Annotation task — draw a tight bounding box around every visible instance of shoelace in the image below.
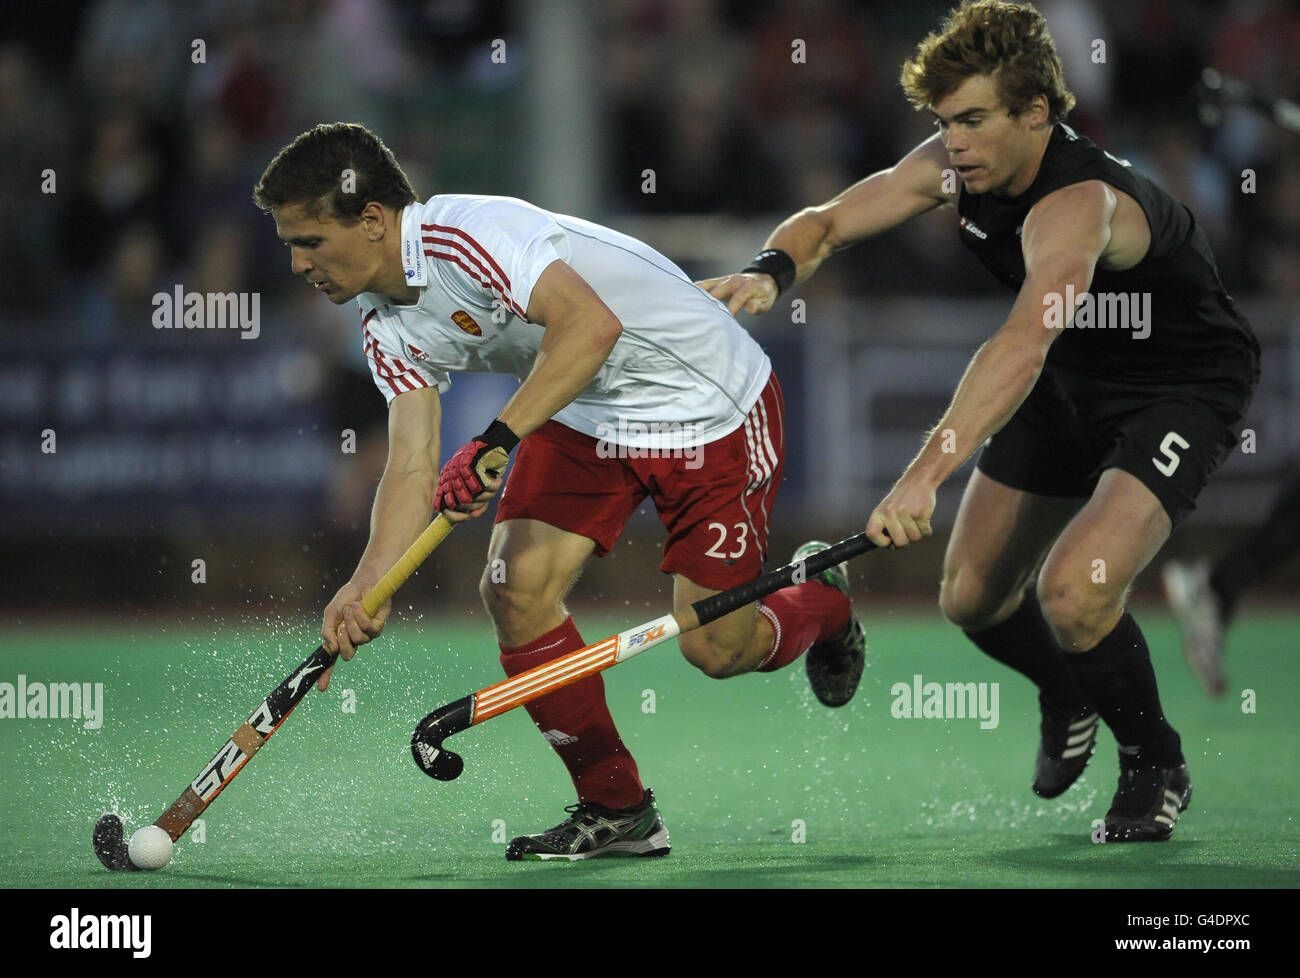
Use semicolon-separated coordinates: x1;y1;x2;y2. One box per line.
558;802;593;824
557;802;622;826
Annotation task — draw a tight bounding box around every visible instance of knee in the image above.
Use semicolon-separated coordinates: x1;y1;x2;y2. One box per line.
479;562;553;637
678;630;745;680
939;566;1016;631
1036;574;1120;651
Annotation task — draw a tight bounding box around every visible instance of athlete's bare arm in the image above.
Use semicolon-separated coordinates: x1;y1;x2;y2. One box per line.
434;260;624;524
494;259;623;439
317;385;442;688
865;180;1117;548
698;134;953;315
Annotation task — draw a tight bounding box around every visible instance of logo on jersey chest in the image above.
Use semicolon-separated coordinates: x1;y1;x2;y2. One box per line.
959;216;988;240
451;310;482;336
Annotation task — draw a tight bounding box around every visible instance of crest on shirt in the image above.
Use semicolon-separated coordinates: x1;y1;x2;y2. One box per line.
451;310;483;336
407;343;428;361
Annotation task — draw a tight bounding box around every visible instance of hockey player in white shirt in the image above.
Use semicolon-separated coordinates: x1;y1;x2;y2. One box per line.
255;122;864;860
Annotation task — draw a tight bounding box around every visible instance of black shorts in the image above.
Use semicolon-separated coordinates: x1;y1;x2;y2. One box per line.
977;363;1255;527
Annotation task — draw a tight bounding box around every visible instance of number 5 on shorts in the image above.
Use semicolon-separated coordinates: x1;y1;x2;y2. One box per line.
1153;431;1190;477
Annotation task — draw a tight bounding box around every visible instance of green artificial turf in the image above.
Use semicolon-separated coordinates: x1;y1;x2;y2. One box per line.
2;609;1296;890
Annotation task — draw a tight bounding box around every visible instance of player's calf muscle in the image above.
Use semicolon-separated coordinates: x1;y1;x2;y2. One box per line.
678;629;748;678
678;609;768;678
679;637;745;678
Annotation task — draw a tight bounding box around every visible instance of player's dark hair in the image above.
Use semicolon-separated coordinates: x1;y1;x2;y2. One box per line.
253;122;417;222
900;0;1075;123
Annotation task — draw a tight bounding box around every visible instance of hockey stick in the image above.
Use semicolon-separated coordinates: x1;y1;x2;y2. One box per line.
91;483;480;871
411;531;877;781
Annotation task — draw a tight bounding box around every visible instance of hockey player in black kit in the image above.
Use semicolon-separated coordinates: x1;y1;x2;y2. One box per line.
701;0;1259;842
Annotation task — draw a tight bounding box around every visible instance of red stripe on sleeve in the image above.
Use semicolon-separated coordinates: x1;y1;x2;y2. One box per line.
364;326;429;396
424;245;527;318
422;223;513;290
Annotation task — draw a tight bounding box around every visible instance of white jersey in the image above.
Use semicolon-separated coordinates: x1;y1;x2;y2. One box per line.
356;194;771;448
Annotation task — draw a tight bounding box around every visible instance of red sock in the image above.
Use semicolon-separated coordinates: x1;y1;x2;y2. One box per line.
756;582;851;672
499;616;645;810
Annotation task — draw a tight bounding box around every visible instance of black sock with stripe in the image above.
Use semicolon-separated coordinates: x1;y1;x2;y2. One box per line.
1065;612;1182;768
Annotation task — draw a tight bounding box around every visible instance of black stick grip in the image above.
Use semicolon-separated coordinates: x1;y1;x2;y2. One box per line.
690;533;876;626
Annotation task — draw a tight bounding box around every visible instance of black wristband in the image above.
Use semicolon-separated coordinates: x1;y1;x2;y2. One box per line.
476;419;520;454
741;248;796;296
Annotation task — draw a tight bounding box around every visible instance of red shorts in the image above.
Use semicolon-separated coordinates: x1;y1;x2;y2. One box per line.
495;372;784;590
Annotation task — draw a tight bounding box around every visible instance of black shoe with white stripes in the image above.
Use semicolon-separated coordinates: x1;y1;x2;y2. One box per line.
1104;760;1193;842
505;789;670;861
1032;695;1098;798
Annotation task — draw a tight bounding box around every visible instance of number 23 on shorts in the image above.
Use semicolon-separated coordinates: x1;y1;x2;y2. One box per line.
705;521;750;559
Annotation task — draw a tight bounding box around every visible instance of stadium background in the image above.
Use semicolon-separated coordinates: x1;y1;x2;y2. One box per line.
4;0;1298;612
0;0;1297;905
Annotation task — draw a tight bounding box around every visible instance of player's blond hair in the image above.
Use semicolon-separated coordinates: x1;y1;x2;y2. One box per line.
900;0;1075;122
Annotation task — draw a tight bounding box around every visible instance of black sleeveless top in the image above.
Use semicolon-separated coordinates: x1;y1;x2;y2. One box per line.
956;124;1259;399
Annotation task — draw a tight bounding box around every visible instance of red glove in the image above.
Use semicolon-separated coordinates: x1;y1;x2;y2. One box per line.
435;420;519;513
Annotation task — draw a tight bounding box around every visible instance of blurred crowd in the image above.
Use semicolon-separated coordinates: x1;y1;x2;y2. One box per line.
2;0;512;351
603;0;1300;300
2;0;1297;344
